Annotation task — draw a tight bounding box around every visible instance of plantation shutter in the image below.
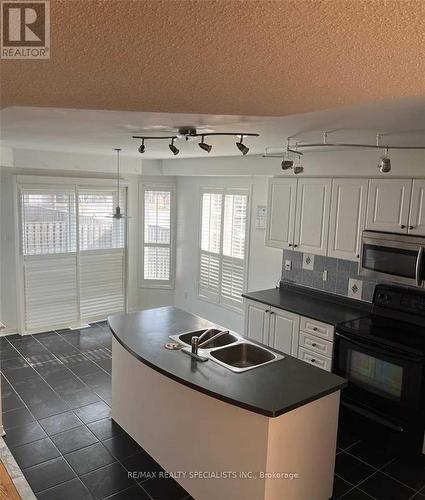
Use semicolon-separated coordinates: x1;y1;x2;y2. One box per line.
141;186;174;287
221;193;248;307
21;188;79;332
199;192;222;302
199;189;248;309
78;188;126;321
20;185;127;333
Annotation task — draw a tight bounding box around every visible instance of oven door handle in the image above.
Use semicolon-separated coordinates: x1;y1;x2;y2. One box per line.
415;246;424;286
335;332;422;362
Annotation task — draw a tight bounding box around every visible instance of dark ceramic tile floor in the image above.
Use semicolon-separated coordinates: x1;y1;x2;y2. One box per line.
2;324;425;499
1;322;192;500
332;415;425;500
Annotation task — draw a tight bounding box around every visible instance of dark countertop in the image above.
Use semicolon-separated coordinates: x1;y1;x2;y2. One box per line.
243;283;371;325
108;306;346;418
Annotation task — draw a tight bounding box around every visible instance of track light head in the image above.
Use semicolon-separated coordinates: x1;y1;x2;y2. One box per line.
169;138;179;156
293;165;304;175
138;140;145;154
236;136;249;155
281;159;294;170
378;147;391;173
199;136;212;153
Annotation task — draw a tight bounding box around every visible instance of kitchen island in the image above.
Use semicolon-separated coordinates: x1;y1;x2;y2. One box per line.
108;306;346;500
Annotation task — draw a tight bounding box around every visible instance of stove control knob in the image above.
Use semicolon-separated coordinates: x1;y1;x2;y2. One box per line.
377;293;384;301
385;295;391;302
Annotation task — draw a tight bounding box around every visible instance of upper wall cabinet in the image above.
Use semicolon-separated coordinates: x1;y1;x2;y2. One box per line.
328;179;368;261
366;179;412;233
265;178;297;249
408;180;425;235
293;178;332;256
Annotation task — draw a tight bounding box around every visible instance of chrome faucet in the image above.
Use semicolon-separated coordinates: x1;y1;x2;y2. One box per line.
191;328;229;355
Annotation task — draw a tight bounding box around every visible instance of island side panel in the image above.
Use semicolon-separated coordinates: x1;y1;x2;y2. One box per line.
112;338;269;500
265;391;340;500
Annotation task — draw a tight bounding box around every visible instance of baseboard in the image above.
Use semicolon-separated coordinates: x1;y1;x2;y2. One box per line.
0;328;19;337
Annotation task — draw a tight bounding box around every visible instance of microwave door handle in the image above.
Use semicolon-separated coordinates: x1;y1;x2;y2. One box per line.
415;247;424;286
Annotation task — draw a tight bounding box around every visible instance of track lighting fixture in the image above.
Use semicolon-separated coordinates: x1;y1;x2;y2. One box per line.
169;138;179;156
132;129;259;156
378;147;391;173
198;136;212;153
236;135;249;155
293;165;304;174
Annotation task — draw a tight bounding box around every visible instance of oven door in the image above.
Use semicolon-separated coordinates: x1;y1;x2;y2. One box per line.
334;332;424;430
359;233;425;286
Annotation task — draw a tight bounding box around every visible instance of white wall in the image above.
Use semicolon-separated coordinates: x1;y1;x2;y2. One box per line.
174;176;281;334
0;171;19;333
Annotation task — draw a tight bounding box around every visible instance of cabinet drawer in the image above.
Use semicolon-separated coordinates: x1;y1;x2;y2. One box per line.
298;347;332;372
299;332;333;358
300;316;334;341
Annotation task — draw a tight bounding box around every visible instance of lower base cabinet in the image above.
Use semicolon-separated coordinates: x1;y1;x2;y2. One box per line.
244;300;334;371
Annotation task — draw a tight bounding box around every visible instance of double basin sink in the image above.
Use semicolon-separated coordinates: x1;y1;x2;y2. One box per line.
169;328;283;373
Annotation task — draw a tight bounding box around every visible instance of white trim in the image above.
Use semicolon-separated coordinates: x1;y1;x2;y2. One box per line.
139;182;176;289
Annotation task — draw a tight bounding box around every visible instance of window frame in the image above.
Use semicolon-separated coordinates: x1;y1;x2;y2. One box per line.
139;182;176;290
198;187;250;312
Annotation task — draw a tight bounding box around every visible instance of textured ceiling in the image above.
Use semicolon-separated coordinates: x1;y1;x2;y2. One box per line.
1;0;425;116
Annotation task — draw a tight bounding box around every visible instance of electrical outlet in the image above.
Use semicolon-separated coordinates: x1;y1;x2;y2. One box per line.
284;260;292;271
322;270;328;282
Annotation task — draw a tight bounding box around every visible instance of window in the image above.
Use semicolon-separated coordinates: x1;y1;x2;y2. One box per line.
140;184;175;288
78;189;125;251
21;189;76;255
199;189;248;309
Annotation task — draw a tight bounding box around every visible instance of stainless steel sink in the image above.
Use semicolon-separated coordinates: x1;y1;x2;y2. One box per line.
209;342;283;373
170;329;239;350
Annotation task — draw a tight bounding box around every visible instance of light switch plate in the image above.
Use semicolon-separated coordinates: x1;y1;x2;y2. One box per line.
284;260;292;271
348;278;363;300
302;253;314;271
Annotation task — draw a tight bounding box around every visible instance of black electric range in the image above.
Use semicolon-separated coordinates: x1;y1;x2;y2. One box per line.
334;284;425;452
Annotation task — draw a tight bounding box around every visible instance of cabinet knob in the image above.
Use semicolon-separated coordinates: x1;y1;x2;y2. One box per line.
288;243;293;247
311;343;317;347
293;244;298;248
400;224;406;229
409;225;414;230
270;311;274;315
313;327;318;331
311;359;316;363
356;254;360;258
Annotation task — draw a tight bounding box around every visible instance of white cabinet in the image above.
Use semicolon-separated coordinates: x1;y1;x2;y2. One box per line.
265;178;297;249
269;307;299;357
328;179;368;261
293;178;332;256
408;180;425;235
244;300;270;344
366;179;412;233
244;300;299;356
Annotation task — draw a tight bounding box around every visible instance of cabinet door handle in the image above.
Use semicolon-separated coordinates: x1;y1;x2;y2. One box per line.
311;343;317;347
313;327;318;331
288;243;293;247
409;225;415;230
311;359;316;363
293;244;298;248
400;224;406;229
270;311;275;315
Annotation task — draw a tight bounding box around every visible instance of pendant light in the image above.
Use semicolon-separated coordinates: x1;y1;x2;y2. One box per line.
109;148;130;219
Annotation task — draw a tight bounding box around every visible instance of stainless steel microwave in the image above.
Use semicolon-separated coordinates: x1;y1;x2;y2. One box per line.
359;231;425;287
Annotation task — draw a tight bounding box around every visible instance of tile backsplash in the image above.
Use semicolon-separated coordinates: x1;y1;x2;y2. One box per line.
281;250;377;302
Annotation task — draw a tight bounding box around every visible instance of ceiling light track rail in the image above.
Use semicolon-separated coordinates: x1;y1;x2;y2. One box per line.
295;143;425;150
132;131;259;156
